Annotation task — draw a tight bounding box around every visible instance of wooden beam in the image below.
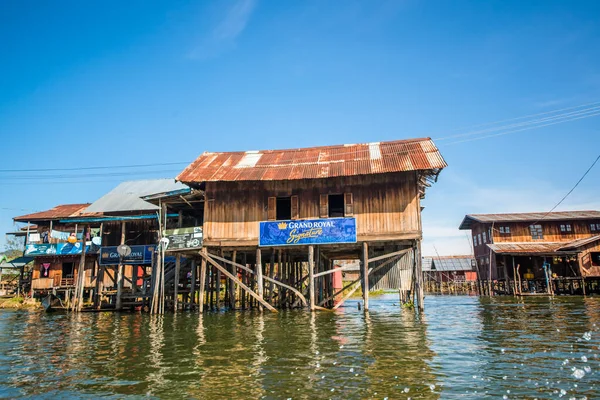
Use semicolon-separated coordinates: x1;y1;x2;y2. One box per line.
190;259;197;308
309;246;315;311
199;252;277;312
328;253;401;308
362;242;369;311
198;250;207;312
256;248;264;311
208;253;307;306
367;248;412;264
116;221;126;310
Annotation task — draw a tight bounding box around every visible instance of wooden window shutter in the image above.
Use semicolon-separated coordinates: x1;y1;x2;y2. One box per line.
291;195;299;220
319;194;328;218
344;193;353;216
267;197;276;221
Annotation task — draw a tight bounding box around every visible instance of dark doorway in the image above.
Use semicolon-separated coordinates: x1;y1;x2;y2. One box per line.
328;194;345;217
276;197;292;220
62;262;74;278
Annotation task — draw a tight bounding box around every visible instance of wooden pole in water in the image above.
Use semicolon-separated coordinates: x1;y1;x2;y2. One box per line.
190;259;197;309
256;248;263;311
198;249;207;312
229;251;237;309
362;242;369;311
116;221;126;311
502;255;511;295
269;249;275;302
73;225;89;312
308;245;315;311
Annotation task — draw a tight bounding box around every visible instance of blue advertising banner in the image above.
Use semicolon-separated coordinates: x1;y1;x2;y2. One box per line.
259;218;357;247
24;243;96;256
99;245;156;265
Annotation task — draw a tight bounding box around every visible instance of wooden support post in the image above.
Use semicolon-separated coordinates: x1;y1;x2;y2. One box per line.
174;255;181;311
73;225;89;312
116;221;126;310
362;242;369;311
416;241;424;311
309;246;315;311
242;253;247;309
256;248;264;310
198;250;207;312
199;251;277;312
189;259;197;309
502;255;511;295
269;249;275;302
229;251;237;309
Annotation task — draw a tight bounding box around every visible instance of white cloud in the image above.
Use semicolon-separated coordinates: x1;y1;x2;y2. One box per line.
188;0;257;60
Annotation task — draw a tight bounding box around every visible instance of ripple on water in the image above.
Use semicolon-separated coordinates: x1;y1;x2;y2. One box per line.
0;295;597;399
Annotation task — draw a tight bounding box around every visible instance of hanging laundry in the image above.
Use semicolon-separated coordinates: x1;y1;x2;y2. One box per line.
51;230;84;241
51;230;70;240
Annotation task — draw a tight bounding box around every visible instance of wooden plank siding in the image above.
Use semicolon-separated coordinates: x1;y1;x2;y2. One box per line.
488;221;600;244
202;172;422;246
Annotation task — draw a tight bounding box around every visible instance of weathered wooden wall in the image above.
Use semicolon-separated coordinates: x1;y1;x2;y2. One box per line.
579;241;600;277
488;221;600;244
203;172;422;246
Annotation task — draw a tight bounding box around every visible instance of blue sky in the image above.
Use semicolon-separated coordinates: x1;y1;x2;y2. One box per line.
1;0;599;255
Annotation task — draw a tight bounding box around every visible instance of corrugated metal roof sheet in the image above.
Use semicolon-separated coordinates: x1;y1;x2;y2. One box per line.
460;211;600;230
422;256;474;271
177;137;446;183
487;242;568;255
85;179;187;214
13;204;90;222
557;235;600;251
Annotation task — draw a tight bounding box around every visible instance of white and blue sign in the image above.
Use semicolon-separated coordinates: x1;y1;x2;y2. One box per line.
259;218;357;247
99;245;155;265
24;243;97;256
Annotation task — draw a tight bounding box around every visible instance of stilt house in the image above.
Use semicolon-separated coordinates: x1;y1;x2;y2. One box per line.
459;211;600;295
168;137;446;311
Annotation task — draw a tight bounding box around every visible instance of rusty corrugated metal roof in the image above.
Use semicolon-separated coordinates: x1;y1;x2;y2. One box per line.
177;137;446;183
486;242;566;255
557;235;600;251
13;203;91;222
459;211;600;230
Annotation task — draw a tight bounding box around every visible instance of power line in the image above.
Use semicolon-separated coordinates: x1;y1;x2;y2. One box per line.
0;161;190;173
442;109;600;145
530;153;600;225
434;100;600;140
0;99;598;174
0;169;182;181
436;104;600;142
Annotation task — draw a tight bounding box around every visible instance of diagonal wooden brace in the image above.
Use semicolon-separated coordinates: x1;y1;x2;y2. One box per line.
199;251;277;312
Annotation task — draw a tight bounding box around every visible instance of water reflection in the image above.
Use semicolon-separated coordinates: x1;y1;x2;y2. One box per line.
0;296;598;399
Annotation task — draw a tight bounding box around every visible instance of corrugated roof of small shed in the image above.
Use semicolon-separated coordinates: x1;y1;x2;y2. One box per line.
14;203;91;222
487;242;567;255
177;137;446;183
422;255;474;271
459;211;600;230
85;179;187;213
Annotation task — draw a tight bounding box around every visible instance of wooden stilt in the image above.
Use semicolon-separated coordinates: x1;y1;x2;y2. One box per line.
198;250;207;312
199;252;277;312
269;249;275;302
229;251;237;309
116;221;126;311
309;246;315;311
256;248;263;311
362;242;369;311
416;241;424;311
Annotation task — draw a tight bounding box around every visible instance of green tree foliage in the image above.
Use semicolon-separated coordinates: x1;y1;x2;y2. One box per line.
2;235;24;260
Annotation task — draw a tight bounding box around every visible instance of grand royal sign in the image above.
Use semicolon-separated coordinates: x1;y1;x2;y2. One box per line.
259;218;357;247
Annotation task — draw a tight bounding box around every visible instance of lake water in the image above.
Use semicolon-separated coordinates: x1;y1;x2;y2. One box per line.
0;295;598;399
